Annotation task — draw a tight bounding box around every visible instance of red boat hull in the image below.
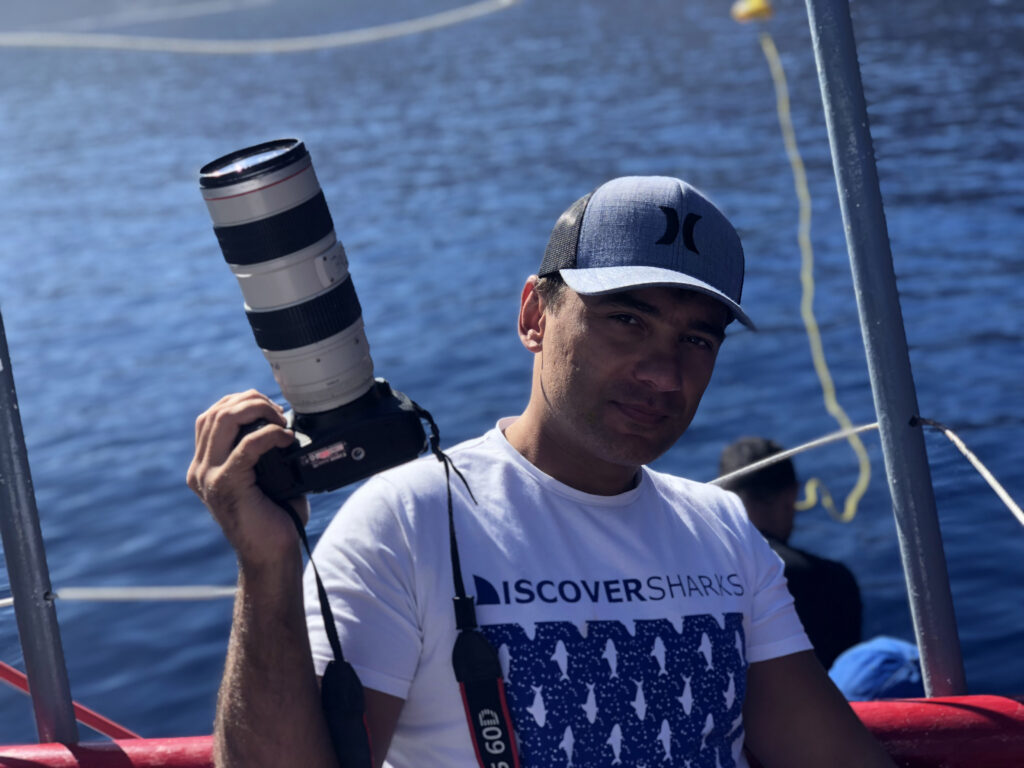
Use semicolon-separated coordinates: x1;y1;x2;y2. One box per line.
0;737;213;768
854;695;1024;767
1;695;1021;767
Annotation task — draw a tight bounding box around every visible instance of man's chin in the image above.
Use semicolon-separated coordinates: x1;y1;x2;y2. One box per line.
600;430;679;468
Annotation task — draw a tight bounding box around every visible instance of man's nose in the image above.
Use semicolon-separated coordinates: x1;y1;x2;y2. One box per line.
634;348;683;392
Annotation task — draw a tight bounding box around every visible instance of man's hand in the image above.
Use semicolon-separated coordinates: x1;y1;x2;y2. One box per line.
187;389;309;567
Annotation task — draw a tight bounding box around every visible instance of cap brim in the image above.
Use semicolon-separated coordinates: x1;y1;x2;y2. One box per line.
560;266;756;330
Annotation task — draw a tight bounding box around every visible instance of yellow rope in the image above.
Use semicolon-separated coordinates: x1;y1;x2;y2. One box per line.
759;31;871;522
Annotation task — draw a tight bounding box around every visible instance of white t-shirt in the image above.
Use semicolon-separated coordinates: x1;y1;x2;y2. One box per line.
305;420;810;768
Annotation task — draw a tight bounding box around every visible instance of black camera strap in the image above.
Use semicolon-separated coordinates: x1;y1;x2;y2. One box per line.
274;498;375;768
412;404;522;768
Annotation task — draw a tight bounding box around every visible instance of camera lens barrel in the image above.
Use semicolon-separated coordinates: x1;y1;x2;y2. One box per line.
199;140;376;413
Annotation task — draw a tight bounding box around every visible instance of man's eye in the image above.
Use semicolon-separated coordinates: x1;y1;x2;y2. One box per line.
686;335;713;349
610;314;638;325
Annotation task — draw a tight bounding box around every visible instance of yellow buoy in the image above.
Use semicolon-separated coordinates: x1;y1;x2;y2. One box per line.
731;0;773;23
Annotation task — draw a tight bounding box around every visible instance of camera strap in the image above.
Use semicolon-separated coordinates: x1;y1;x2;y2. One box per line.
412;404;522;768
274;498;374;768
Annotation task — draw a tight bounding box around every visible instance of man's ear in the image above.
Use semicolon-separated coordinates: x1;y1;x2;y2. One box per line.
518;275;546;354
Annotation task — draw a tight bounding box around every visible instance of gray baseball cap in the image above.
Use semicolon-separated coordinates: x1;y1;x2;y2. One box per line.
538;176;754;328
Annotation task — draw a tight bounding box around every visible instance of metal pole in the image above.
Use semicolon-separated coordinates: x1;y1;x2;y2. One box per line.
803;0;967;695
0;308;79;743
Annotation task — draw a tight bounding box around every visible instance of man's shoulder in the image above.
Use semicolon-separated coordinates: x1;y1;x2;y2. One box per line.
645;467;746;507
643;467;753;530
328;427;505;539
350;426;505;498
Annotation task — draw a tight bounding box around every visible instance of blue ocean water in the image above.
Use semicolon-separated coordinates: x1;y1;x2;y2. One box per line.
0;0;1021;742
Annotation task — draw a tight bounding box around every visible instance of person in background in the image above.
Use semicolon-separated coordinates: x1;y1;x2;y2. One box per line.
719;436;862;669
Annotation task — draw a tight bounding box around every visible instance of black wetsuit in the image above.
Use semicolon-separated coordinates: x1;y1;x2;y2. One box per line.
764;533;862;669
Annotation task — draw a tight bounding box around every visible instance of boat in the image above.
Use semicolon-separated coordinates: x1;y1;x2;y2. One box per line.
2;0;1022;765
1;695;1022;767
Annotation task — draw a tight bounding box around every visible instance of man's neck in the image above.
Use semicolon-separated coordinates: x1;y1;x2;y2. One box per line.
502;412;640;496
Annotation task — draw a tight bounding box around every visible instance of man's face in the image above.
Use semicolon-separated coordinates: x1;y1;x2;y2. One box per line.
536;285;729;471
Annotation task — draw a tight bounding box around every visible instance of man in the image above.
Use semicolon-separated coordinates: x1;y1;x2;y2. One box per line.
719;437;863;668
188;176;895;767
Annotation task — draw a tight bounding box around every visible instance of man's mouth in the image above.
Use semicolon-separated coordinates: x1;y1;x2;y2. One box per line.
611;401;670;426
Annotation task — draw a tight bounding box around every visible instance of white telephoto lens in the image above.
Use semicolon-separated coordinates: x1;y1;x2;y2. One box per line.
199;139;376;413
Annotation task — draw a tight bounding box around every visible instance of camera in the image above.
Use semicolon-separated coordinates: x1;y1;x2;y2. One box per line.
199;139;427;501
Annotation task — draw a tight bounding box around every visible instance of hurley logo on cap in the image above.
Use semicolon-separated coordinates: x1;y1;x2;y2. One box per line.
538;176;754;328
655;206;702;254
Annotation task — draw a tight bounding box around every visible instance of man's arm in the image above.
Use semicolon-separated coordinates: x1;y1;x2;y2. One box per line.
188;390;403;768
216;549;404;767
743;650;896;768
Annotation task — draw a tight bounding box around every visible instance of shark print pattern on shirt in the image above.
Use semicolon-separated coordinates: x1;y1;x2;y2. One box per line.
481;613;748;768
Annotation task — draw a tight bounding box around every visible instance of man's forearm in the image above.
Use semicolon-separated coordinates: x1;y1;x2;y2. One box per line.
744;651;896;768
214;551;337;768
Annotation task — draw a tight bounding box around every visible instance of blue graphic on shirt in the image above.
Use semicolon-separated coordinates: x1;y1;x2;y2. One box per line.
481;614;747;767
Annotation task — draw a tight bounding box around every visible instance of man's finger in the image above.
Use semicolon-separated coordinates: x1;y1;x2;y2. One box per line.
198;393;287;467
230;422;296;470
192;423;294;507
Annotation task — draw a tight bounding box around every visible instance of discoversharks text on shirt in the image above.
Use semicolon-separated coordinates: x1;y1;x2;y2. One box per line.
473;573;745;606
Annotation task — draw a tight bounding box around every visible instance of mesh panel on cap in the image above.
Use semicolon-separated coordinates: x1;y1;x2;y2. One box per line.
538;192;592;276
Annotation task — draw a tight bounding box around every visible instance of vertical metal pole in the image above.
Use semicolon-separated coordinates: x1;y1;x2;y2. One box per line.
0;309;79;743
803;0;967;695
